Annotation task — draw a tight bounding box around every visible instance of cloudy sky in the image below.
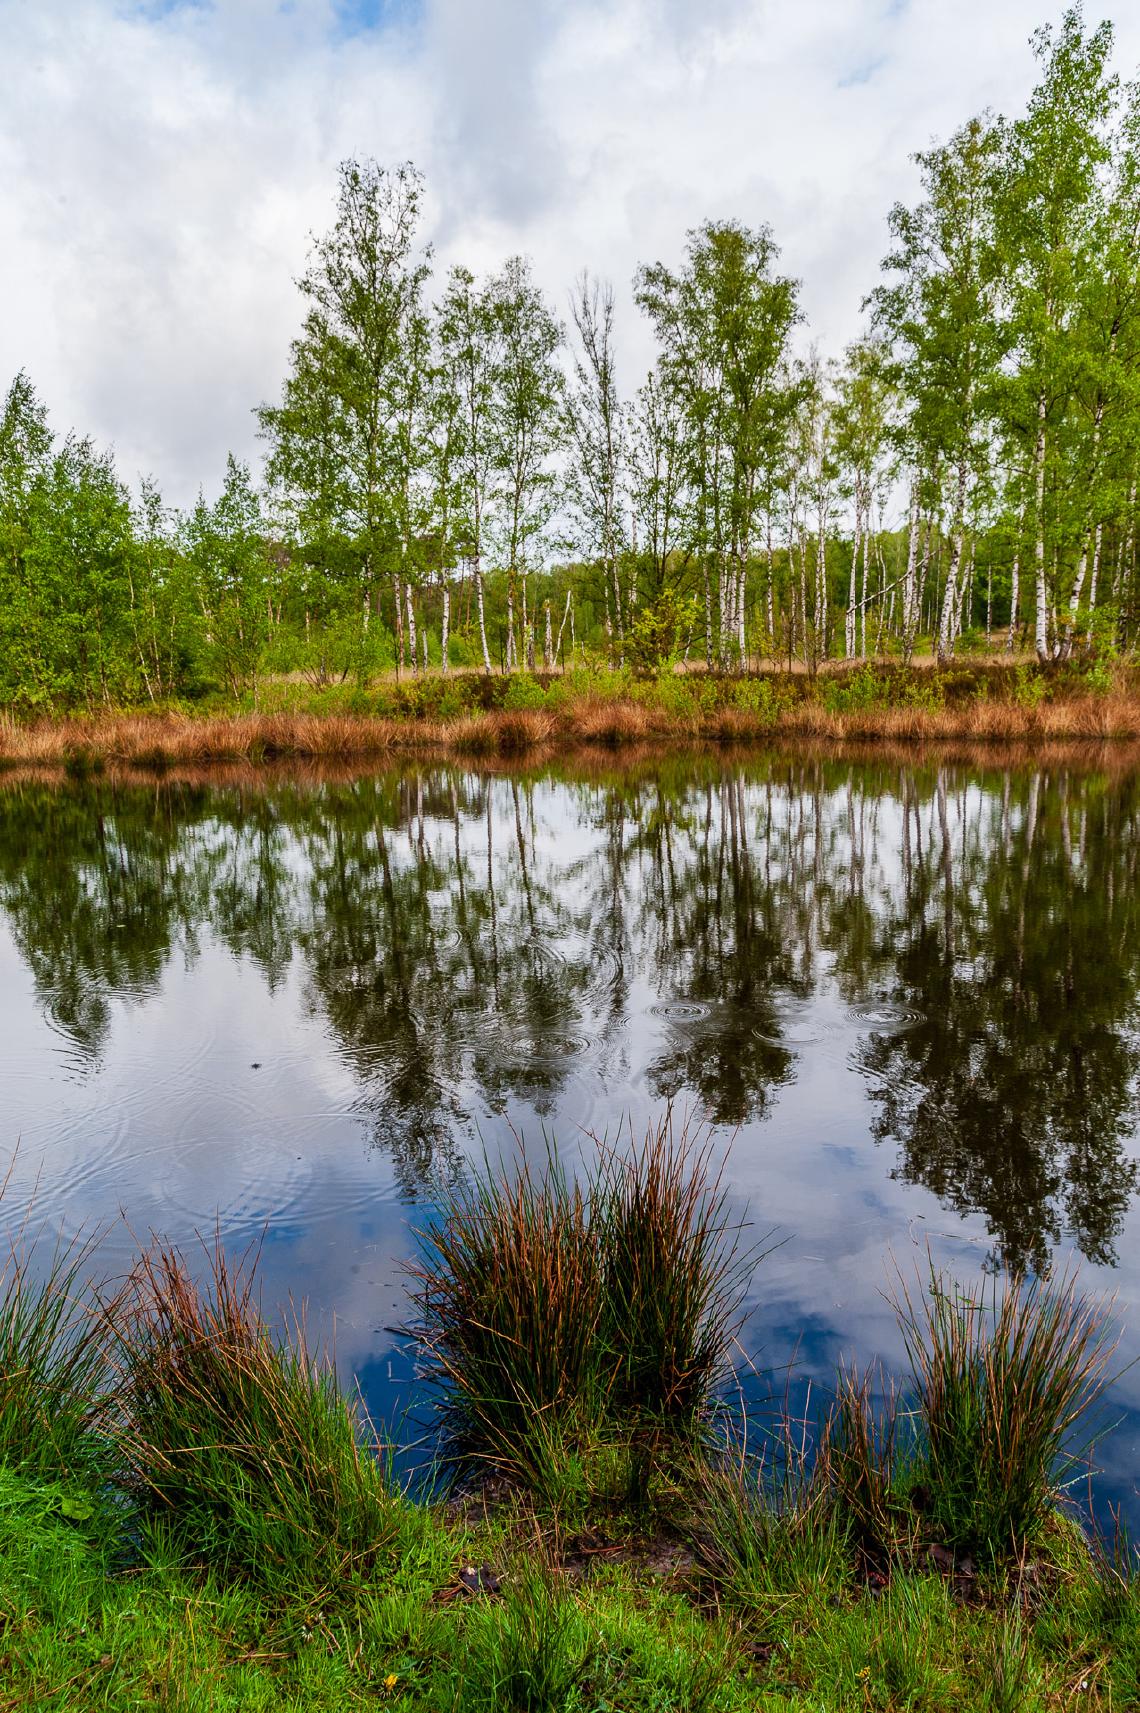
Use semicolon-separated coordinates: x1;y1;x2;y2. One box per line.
3;0;1139;508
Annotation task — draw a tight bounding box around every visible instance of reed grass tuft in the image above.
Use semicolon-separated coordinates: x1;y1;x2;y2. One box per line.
114;1239;401;1594
0;1224;119;1487
896;1265;1117;1564
410;1118;750;1494
824;1362;912;1561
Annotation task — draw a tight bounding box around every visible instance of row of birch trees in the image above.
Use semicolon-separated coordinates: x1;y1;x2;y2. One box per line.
5;6;1140;704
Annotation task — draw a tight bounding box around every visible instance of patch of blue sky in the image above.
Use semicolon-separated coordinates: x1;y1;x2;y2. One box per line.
127;0;209;19
333;0;424;41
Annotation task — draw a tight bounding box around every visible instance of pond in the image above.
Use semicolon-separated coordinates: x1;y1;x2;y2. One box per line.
2;749;1139;1525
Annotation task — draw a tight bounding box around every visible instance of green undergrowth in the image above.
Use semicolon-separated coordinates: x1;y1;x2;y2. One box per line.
2;1463;1138;1712
235;654;1134;722
8;652;1130;733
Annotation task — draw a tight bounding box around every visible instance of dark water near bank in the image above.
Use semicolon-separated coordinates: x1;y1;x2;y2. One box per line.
2;753;1139;1524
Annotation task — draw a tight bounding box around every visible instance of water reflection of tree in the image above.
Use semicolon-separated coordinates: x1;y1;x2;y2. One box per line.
631;776;796;1123
0;783;216;1059
0;761;1138;1263
296;773;593;1189
855;768;1140;1271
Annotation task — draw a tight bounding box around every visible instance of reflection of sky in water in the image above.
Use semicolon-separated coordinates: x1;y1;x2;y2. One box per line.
0;760;1138;1525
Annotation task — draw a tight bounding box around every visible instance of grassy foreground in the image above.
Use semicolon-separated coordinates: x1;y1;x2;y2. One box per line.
4;658;1140;770
2;1127;1138;1711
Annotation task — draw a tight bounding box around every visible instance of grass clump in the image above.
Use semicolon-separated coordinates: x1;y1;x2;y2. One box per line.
410;1150;604;1482
409;1120;748;1502
0;1224;119;1489
455;1563;590;1713
114;1239;402;1596
599;1129;746;1428
688;1454;846;1648
824;1363;913;1563
898;1265;1117;1566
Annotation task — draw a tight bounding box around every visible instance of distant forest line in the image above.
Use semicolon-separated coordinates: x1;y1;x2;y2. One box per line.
3;7;1140;709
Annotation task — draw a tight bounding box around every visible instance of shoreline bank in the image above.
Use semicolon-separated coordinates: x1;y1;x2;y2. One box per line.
5;675;1140;771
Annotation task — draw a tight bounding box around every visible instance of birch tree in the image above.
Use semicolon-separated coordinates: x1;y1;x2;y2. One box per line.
872;117;1005;661
565;272;626;657
258;159;429;654
628;365;692;602
487;256;563;671
997;10;1116;660
438;268;501;672
636;221;800;666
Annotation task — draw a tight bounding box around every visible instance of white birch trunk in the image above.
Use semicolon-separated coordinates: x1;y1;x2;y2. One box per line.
1032;391;1050;662
405;583;418;675
845;507;859;661
473;558;492;675
1089;521;1103;613
901;486;920;662
555;590;573;661
1006;506;1024;655
765;523;775;651
441;585;450;675
860;528;870;659
937;461;969;662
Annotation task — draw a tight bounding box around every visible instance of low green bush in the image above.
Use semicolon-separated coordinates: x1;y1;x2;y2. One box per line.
502;674;549;712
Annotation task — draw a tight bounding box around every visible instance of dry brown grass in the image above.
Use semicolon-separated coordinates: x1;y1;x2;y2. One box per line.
565;696;654;745
5;686;1140;774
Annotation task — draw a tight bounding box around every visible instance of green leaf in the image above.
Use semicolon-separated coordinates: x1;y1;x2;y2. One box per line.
59;1496;95;1522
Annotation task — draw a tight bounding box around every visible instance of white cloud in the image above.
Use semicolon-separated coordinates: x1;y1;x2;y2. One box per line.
2;0;1138;506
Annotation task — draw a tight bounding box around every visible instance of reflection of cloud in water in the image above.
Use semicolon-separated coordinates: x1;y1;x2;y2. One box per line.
0;759;1137;1527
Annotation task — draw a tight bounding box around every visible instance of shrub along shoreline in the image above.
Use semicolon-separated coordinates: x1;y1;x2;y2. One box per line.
1;1123;1137;1711
4;660;1140;772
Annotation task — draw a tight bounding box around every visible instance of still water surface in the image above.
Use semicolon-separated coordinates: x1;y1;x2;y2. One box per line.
2;753;1138;1520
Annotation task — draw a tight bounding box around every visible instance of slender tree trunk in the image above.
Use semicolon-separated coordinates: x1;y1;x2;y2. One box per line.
405;583;418;675
765;521;775;652
860;527;870;659
555;590;573;661
1033;391;1050;662
846;506;860;660
473;558;492;674
736;551;747;663
1066;401;1106;651
1006;503;1025;654
391;571;405;673
814;503;827;658
703;559;713;669
441;584;450;675
1089;520;1103;614
937;460;969;662
611;553;625;660
902;485;920;663
543;599;553;669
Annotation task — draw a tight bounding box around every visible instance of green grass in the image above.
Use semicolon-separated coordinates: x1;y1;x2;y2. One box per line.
2;1462;1137;1712
896;1265;1117;1566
